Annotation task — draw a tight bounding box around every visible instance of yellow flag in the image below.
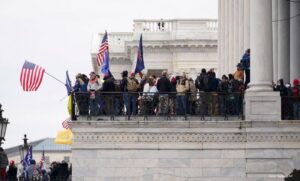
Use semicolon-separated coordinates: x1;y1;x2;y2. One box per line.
55;129;73;145
67;95;72;116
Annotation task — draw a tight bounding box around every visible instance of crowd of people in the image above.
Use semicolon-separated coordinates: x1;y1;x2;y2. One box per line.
0;147;71;181
274;78;300;119
71;49;251;117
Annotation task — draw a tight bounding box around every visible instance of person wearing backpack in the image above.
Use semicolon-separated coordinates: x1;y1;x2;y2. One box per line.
126;72;140;115
195;68;210;92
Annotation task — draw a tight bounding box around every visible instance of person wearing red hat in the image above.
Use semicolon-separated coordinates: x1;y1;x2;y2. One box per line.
292;79;300;119
7;160;17;181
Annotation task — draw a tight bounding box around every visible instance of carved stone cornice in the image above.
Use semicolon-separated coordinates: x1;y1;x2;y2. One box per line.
71;121;300;149
73;132;300;144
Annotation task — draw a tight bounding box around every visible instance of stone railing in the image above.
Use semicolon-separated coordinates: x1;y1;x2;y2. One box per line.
133;19;173;32
70;92;244;121
133;19;218;32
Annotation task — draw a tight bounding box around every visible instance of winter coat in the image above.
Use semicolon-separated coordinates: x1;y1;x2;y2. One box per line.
240;53;250;70
176;78;189;95
101;78;115;92
7;165;18;181
0;151;8;168
87;78;100;91
157;76;171;93
120;77;128;92
73;79;88;92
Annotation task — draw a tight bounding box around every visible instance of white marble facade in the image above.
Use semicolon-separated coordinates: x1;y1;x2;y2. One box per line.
91;19;218;79
70;1;300;181
71;120;300;181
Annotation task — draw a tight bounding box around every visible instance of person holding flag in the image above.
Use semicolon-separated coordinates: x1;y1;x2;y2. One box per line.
134;34;145;77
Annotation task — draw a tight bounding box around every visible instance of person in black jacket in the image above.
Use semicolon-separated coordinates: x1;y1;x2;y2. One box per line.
101;74;116;115
7;160;17;181
157;71;172;114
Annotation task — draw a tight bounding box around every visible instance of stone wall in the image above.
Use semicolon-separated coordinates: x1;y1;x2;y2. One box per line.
71;120;300;181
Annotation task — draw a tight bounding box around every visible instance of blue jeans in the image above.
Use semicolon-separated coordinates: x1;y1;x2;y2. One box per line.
124;93;137;115
293;102;300;119
176;95;187;115
89;98;99;116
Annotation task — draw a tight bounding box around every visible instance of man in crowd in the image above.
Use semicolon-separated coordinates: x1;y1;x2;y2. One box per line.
101;74;116;115
157;70;172;114
87;72;101;116
240;49;250;88
176;72;189;115
7;160;18;181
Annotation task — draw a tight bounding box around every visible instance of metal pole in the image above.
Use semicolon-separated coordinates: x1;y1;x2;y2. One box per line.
45;71;66;86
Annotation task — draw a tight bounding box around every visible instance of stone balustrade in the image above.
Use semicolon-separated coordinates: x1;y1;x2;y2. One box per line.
133;19;218;32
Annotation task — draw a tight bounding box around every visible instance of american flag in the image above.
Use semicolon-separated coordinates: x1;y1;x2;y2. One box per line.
20;61;45;91
96;31;109;66
62;117;71;129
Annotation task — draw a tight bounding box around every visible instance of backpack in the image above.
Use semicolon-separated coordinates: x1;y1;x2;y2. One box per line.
201;75;210;92
127;78;139;92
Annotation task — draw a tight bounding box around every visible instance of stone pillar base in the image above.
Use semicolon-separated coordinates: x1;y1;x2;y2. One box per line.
245;91;281;121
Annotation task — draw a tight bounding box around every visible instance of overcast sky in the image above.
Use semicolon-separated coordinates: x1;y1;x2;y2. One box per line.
0;0;218;149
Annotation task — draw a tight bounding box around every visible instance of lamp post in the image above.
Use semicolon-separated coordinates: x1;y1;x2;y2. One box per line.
0;104;9;146
18;134;29;181
19;134;29;162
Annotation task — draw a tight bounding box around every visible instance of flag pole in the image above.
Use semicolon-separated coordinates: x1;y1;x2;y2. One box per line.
45;71;65;86
138;72;143;79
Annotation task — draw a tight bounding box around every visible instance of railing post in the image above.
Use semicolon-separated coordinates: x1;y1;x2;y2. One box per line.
71;92;76;121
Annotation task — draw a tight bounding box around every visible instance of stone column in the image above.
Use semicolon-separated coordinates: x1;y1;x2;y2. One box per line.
290;2;300;81
239;0;245;57
278;0;290;83
218;0;223;77
272;0;278;82
233;0;239;70
228;0;234;73
245;0;281;121
224;0;229;75
243;0;250;51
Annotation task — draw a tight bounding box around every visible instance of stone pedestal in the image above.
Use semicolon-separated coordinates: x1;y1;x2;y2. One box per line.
245;91;281;121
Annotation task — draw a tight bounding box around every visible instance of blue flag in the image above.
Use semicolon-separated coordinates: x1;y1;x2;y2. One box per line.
23;145;32;180
134;34;145;74
65;71;72;96
101;50;110;75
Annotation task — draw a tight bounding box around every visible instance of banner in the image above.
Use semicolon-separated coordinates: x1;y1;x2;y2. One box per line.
54;129;73;145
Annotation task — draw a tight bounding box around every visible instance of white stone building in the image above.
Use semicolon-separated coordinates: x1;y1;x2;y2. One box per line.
91;19;218;79
70;1;300;181
5;138;71;171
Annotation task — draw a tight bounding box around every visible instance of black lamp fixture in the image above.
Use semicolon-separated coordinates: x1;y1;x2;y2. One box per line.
0;104;9;146
19;134;29;162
